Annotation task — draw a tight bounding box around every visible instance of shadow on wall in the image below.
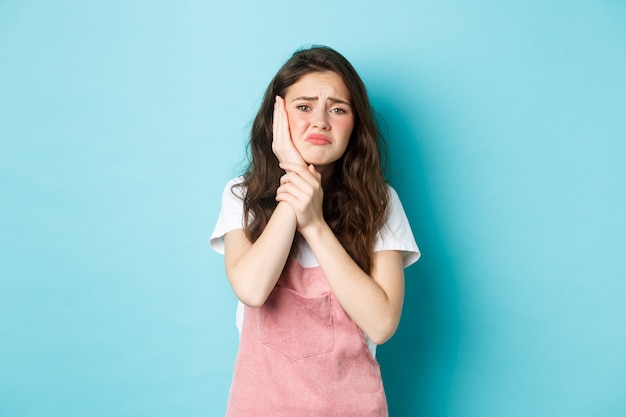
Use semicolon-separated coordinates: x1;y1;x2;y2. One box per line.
371;88;463;417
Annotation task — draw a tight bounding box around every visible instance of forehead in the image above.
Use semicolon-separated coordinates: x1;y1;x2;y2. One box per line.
285;71;351;101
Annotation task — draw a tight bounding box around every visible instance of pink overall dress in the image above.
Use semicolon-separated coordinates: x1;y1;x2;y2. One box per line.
226;260;388;417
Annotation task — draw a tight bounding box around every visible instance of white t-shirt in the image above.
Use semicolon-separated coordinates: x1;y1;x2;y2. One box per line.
210;177;420;357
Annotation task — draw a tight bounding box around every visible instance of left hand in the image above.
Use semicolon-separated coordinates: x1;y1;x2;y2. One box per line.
275;162;325;233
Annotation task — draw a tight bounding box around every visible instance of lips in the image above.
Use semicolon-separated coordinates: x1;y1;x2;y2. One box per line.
305;134;331;145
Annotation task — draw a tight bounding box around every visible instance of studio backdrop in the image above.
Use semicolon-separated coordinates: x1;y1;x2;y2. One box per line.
1;1;625;416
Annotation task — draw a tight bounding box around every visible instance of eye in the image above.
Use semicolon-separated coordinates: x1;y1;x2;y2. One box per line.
330;107;347;114
297;104;311;112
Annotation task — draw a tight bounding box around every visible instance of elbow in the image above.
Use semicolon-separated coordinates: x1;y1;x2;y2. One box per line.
238;294;267;308
232;286;269;308
227;270;271;308
368;330;394;346
229;280;269;308
366;318;400;345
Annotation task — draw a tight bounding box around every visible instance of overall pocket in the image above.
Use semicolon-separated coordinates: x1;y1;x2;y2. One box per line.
261;286;334;360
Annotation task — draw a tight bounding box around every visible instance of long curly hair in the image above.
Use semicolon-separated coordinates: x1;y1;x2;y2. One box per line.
237;45;389;274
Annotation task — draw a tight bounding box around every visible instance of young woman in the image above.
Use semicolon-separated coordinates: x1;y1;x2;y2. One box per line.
211;46;420;417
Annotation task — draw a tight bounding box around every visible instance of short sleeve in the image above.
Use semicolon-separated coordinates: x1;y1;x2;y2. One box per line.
374;186;421;268
210;177;246;254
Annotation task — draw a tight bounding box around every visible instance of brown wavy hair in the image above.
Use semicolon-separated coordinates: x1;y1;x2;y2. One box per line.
237;45;389;273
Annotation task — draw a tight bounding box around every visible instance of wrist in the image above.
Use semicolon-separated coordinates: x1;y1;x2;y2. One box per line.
299;219;329;244
275;201;297;220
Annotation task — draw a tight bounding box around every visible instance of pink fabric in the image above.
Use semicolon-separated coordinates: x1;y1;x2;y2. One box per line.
226;261;388;417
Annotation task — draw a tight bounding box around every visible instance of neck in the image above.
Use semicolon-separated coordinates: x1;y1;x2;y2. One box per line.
315;163;335;188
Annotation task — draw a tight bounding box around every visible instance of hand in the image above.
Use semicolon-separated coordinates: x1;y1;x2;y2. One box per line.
272;96;306;167
275;162;325;234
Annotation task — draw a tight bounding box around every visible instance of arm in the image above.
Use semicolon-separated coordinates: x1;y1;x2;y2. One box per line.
223;96;305;307
276;162;405;344
305;227;405;345
224;202;297;308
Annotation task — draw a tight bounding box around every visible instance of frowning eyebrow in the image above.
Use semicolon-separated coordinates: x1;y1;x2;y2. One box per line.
291;96;352;107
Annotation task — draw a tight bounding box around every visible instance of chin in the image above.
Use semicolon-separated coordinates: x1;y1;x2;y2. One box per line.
304;158;334;168
302;153;341;167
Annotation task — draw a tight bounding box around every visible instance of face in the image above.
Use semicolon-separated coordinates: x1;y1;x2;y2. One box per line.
283;71;354;175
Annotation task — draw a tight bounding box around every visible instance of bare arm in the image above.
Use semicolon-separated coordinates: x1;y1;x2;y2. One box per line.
305;227;405;345
224;202;297;307
224;96;306;307
276;162;405;344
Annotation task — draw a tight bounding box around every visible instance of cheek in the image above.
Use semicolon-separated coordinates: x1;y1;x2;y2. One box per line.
338;118;354;140
286;111;306;133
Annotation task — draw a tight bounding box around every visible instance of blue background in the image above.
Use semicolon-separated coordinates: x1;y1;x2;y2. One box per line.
1;1;625;416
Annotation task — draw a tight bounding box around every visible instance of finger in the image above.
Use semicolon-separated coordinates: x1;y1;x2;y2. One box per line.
276;190;308;216
279;173;294;187
276;95;284;110
280;163;322;186
280;170;316;193
273;97;290;144
275;191;299;210
273;96;287;135
273;96;280;131
279;161;312;174
276;181;309;202
272;99;306;166
307;164;322;181
280;169;311;183
278;171;319;200
276;96;287;128
275;96;283;117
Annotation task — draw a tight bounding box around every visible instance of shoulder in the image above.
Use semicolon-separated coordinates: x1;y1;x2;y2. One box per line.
225;175;245;190
385;184;400;200
211;176;247;254
384;184;404;215
222;176;246;200
375;184;421;266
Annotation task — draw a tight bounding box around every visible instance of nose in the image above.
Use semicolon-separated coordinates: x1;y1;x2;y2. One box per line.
312;108;330;130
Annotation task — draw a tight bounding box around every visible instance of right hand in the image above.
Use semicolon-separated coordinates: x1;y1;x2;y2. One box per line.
272;95;306;167
276;162;325;234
